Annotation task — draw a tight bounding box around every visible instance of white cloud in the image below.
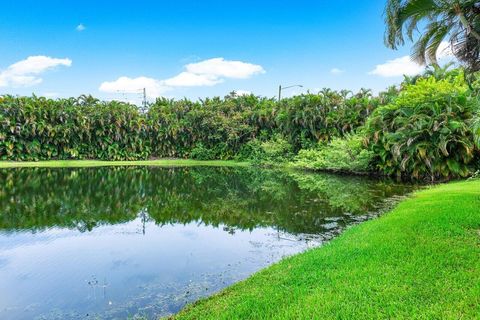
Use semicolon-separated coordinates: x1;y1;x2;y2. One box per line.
164;72;221;87
99;76;169;99
369;42;456;78
163;57;264;87
76;24;86;32
330;68;344;75
0;56;72;87
99;57;265;99
437;41;454;60
368;56;424;77
185;58;265;79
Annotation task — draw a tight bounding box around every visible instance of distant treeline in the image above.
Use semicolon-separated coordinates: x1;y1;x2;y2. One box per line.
1;67;480;181
0;90;376;160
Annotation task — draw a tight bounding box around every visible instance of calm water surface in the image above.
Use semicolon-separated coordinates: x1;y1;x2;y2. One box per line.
0;167;414;319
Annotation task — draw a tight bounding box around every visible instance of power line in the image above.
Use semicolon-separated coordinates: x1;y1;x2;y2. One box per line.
115;87;148;112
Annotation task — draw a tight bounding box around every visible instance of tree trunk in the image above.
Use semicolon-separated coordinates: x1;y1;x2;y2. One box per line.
457;11;480;41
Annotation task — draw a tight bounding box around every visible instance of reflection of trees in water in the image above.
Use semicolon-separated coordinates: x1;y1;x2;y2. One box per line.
0;167;414;234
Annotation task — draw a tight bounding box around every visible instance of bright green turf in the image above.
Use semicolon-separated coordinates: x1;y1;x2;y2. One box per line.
0;159;248;168
174;180;480;319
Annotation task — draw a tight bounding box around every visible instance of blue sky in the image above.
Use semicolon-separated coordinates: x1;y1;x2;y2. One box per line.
0;0;450;102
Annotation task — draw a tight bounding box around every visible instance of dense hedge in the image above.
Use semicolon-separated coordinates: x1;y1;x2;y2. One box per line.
1;70;479;181
0;95;149;160
365;75;479;181
0;91;375;161
276;89;378;149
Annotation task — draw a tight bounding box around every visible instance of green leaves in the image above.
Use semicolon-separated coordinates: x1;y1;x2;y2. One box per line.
1;78;477;183
292;135;374;174
384;0;480;71
0;96;150;161
472;110;480;148
365;75;478;181
0;91;375;163
275;90;378;150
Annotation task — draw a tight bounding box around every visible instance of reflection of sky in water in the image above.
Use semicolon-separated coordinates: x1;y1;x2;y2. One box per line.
0;218;317;319
0;167;415;319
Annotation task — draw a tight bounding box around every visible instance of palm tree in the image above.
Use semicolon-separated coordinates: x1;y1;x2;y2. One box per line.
340;89;353;99
379;85;400;104
423;61;459;78
384;0;480;71
76;94;100;106
355;88;373;99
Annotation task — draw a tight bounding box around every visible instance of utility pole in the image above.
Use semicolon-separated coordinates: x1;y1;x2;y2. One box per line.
278;84;303;101
142;88;147;112
116;88;146;111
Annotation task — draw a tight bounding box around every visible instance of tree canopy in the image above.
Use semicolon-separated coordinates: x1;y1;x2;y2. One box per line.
384;0;480;71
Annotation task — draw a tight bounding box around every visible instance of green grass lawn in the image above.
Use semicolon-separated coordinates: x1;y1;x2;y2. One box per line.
0;159;248;168
174;179;480;319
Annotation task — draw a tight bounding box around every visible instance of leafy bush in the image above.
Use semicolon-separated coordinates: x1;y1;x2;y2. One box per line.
237;136;294;164
365;75;478;181
275;89;378;150
473;110;480;149
470;170;480;180
292;135;374;173
148;95;268;159
1;90;375;162
189;143;217;160
473;111;480;173
3;77;477;183
0;95;150;161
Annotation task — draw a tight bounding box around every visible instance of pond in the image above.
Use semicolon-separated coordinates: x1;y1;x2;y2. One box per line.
0;167;415;319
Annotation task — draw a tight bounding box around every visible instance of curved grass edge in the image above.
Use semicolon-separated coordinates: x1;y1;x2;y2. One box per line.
0;159;249;168
172;179;480;319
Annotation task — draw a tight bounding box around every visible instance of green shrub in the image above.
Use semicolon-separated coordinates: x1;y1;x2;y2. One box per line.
365;75;477;181
473;111;480;172
237;136;294;164
275;90;378;150
5;77;477;183
0;95;150;161
147;95;277;159
190;143;217;160
292;135;374;173
473;110;480;149
0;90;377;162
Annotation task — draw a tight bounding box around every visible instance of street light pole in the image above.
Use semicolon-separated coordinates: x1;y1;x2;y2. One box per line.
278;84;303;101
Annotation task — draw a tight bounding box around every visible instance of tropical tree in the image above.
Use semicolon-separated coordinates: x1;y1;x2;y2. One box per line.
384;0;480;71
423;61;459;78
473;110;480;147
402;62;459;87
365;74;477;181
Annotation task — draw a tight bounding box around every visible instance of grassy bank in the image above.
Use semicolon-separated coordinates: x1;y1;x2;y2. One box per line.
0;159;249;168
174;179;480;319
